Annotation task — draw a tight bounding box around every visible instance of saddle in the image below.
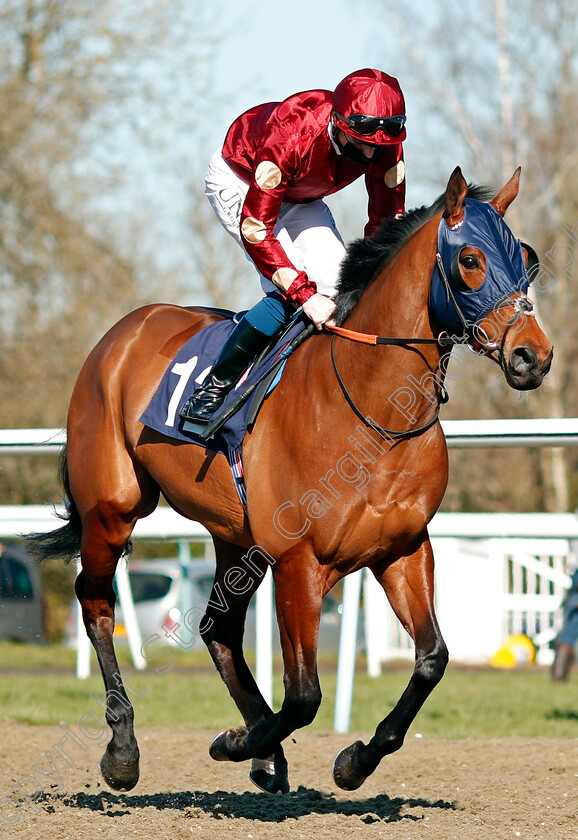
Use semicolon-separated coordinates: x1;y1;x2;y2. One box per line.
140;310;312;452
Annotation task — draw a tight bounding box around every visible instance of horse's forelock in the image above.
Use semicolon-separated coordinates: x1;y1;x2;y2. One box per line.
334;182;494;325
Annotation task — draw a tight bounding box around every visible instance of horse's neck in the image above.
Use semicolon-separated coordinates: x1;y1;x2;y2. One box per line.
346;216;438;339
330;216;446;428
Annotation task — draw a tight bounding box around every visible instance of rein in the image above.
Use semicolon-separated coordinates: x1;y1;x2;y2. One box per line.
328;333;447;441
325;323;451;347
327;254;533;353
325;263;534;442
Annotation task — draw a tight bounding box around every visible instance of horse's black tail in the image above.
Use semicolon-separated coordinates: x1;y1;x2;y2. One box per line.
24;446;83;564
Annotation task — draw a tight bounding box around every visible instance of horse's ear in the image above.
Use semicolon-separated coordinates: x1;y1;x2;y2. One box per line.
444;166;468;229
491;167;521;217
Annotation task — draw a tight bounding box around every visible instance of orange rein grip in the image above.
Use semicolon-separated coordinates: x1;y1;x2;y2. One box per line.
324;324;379;345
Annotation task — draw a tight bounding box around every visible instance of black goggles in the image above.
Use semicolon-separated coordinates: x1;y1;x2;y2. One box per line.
335;112;406;137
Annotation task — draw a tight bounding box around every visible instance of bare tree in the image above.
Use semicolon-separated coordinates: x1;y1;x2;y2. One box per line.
0;0;223;502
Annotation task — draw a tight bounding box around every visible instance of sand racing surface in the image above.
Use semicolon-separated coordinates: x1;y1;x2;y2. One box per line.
0;723;576;840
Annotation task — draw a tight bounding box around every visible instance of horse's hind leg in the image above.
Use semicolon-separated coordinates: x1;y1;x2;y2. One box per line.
75;508;144;791
333;535;449;791
201;538;289;794
69;436;160;791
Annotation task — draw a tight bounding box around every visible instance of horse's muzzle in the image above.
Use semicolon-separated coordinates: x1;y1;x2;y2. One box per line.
505;346;553;390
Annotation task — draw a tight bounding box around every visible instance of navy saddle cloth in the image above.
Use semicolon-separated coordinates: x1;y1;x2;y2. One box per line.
140;313;308;452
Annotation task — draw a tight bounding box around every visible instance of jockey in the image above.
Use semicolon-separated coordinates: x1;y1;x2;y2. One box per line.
180;68;407;426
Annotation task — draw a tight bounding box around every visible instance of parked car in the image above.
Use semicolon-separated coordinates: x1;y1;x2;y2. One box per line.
67;558;351;653
0;542;46;644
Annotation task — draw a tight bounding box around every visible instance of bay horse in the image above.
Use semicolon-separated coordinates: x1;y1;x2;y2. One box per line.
28;167;552;796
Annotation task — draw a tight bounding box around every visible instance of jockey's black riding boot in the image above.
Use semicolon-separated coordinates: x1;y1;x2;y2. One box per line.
179;318;271;424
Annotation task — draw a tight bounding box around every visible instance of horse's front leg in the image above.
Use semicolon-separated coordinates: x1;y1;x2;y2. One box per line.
240;542;324;760
333;534;448;790
203;539;289;794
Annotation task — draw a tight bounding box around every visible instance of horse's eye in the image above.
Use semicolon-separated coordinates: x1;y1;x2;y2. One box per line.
461;255;479;269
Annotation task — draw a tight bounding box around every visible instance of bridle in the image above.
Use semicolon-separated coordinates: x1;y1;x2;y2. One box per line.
325;251;535;442
432;251;535;366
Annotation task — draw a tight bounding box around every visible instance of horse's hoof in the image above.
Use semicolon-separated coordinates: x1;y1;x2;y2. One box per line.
209;727;249;763
332;741;368;791
100;749;140;791
249;758;290;795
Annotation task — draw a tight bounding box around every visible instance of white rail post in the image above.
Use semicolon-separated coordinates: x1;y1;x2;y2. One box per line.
255;567;273;708
177;540;194;620
76;559;92;679
115;559;146;670
333;568;363;733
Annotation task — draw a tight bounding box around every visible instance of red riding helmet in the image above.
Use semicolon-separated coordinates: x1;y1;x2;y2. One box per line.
332;68;406;145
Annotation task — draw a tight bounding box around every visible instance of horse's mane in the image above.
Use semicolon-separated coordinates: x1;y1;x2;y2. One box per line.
334;183;495;324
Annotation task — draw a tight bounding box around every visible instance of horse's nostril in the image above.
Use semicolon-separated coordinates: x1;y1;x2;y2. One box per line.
511;346;537;373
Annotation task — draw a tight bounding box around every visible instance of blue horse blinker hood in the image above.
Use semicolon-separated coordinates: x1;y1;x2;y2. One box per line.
429;199;531;334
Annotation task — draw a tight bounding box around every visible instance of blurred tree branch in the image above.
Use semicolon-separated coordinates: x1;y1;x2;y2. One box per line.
0;0;227;502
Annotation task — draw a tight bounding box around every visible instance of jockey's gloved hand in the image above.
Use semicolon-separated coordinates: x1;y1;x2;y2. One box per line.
302;293;337;330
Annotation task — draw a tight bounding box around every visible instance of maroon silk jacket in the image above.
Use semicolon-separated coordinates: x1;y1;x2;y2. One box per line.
221;88;405;304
